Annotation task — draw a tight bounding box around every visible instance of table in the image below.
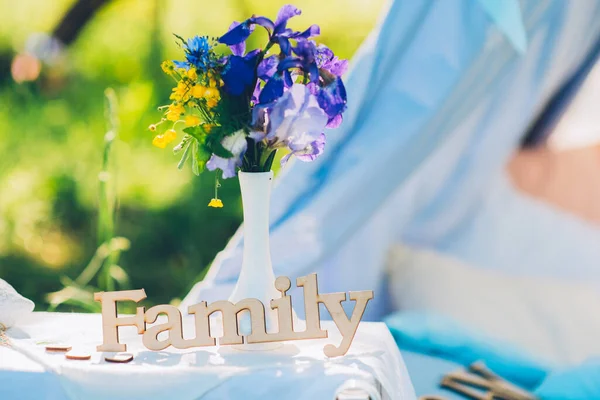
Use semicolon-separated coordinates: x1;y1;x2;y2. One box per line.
0;313;415;400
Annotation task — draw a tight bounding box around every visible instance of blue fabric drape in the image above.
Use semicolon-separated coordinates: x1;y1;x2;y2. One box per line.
182;0;600;320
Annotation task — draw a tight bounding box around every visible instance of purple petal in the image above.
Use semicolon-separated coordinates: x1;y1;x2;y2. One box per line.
274;5;301;32
259;73;284;104
252;81;262;103
308;63;319;83
228;21;251;56
222;49;261;95
317;77;347;120
219;21;253;45
280;152;293;166
295;133;326;162
294;24;320;39
326;113;343;128
278;57;303;71
257;55;278;80
283;70;294;87
251;16;275;33
206;131;247;178
327;58;348;76
278;36;292;55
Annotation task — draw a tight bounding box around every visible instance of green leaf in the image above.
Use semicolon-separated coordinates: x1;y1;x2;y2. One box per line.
196;141;211;162
191;140;200;176
206;134;233;158
263;149;277;172
183;126;206;141
177;141;192;170
173;33;186;46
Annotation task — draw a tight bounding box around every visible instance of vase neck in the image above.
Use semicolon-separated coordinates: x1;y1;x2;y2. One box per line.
239;171;274;276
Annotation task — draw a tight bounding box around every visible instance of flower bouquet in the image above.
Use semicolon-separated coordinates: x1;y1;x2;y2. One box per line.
150;4;348;341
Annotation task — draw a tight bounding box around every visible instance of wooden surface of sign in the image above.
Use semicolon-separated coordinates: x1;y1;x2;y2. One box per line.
95;273;373;357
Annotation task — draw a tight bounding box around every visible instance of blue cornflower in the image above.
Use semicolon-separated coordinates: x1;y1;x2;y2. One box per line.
182;35;215;71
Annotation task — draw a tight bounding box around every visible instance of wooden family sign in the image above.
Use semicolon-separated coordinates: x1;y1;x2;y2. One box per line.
95;273;373;357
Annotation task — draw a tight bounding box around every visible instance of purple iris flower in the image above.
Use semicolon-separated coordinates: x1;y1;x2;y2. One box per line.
227;21;252;56
315;44;348;77
206;130;248;178
281;132;325;164
258;70;293;104
257;55;278;80
218;5;319;56
317;77;347;128
265;84;328;165
278;40;319;82
221;49;261;96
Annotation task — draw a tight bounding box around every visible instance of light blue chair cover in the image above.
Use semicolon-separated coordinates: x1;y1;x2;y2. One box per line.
182;0;600;320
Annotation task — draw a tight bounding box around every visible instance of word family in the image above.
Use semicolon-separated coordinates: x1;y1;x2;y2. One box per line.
95;273;373;357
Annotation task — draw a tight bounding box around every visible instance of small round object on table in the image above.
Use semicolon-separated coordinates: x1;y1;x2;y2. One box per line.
45;345;72;352
65;351;91;360
105;353;134;363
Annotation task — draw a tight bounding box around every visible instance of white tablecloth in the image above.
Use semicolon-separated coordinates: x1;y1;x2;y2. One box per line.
0;313;415;400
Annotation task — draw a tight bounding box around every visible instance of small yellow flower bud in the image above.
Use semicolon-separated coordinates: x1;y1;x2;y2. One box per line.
202;124;214;133
166;103;184;121
152;135;167;149
187;68;198;81
204;87;220;99
185;115;201;127
164;129;177;143
148;124;157;131
209;78;217;88
206;98;219;108
208;198;223;208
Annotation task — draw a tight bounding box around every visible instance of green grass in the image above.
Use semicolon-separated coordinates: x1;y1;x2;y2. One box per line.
0;0;383;311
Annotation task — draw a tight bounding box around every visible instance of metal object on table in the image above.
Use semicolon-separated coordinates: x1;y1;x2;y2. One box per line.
438;362;537;400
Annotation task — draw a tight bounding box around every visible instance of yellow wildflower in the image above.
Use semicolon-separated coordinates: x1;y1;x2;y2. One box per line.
187;68;198;81
206;98;219;108
192;84;207;98
166;103;184;121
161;60;175;74
202;124;214;133
152;135;167;149
209;78;217;88
208;198;223;208
164;129;177;143
204;87;220;99
170;80;191;102
185;115;201;127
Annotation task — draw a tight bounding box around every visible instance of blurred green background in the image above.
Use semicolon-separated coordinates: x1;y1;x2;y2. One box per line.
0;0;383;311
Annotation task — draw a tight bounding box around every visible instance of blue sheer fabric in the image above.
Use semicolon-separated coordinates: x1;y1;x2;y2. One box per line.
182;0;600;320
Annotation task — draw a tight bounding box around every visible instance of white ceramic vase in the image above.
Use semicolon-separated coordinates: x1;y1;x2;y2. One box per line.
228;171;282;341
